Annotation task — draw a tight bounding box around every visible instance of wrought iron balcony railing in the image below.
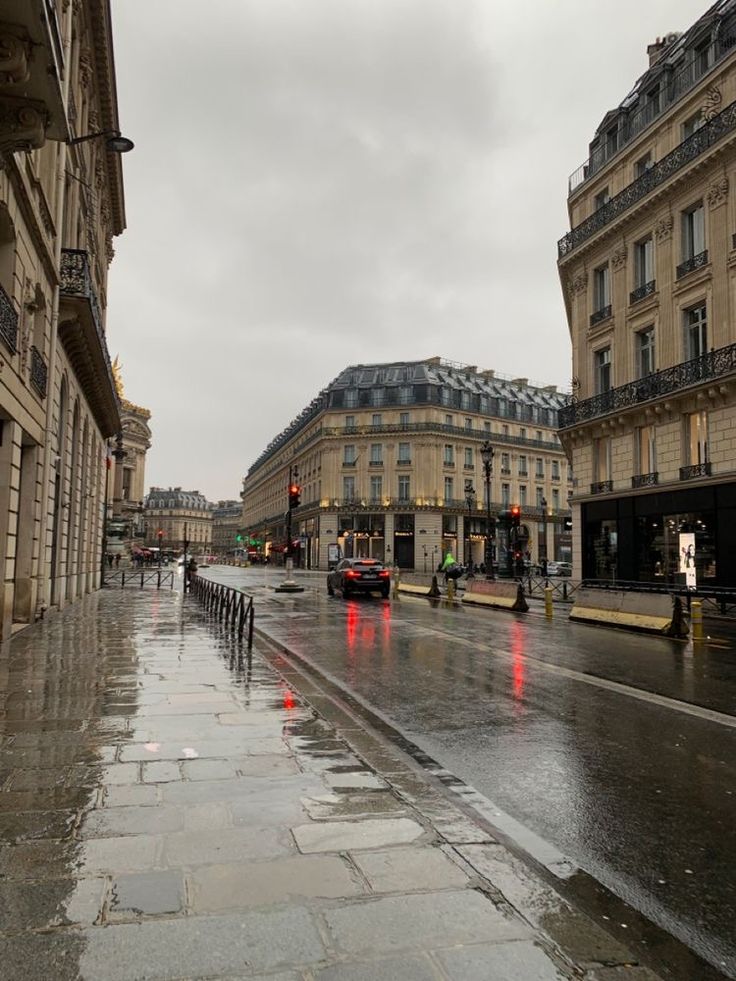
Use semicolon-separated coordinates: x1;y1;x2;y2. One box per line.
680;462;712;480
59;249;117;389
559;340;736;429
559;98;736;258
0;283;18;354
676;249;709;279
632;472;658;489
590;305;612;327
30;345;48;398
630;280;656;305
591;480;613;494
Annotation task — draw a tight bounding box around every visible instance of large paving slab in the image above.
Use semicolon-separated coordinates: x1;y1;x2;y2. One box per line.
292;817;426;853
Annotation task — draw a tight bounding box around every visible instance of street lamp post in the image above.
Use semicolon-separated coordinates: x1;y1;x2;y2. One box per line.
540;497;548;576
464;479;475;569
480;441;495;580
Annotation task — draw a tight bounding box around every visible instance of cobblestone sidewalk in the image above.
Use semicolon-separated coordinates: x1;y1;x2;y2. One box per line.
0;589;660;980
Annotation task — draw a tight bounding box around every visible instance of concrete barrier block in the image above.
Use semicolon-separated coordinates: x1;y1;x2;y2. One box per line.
570;588;687;637
462;580;529;613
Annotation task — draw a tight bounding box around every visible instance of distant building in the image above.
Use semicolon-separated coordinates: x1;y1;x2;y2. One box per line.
212;500;243;555
558;2;736;585
242;357;572;571
144;488;212;552
107;359;152;555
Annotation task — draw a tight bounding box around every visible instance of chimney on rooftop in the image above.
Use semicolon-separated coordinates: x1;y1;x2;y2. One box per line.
647;32;681;67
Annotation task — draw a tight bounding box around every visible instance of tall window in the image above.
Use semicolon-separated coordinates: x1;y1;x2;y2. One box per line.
345;389;358;408
552;489;560;510
464;417;472;430
684;304;707;359
594;437;611;482
636;425;656;475
502;483;510;506
399;385;413;404
343;476;355;500
444;476;454;501
519;455;527;475
370;475;382;501
370;443;382;464
484;421;491;433
634;237;653;287
637;327;656;377
595;347;612;393
371;413;382;427
371;387;384;406
535;486;545;506
686;410;708;465
345;415;355;429
552;460;560;480
535;457;544;478
444;444;454;465
501;452;510;473
464;447;474;468
399;412;410;427
635;151;653;177
460;391;470;409
594;187;610;211
519;485;527;506
445;414;453;426
682;203;705;260
441;388;451;405
344;444;356;465
398;442;411;463
593;264;610;312
398;475;410;501
683;111;705;139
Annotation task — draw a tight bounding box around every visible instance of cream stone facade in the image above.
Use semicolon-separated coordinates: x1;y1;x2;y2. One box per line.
144;488;213;553
242;358;571;572
558;2;736;586
107;361;152;556
211;501;243;555
0;0;127;639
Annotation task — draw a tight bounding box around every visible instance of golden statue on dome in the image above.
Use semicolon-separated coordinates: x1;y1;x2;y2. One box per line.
111;355;125;398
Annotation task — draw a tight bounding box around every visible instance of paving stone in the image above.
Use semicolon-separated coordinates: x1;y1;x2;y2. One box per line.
108;871;185;920
437;939;566;980
163;826;292;867
236;754;300;776
314;954;441;980
0;839;82;880
230;792;308;828
323;890;531;955
181;758;240;781
190;854;362;911
99;763;141;786
324;770;388;790
350;846;469;893
586;969;663;981
0;809;78;841
182;801;233;831
79;834;160;874
301;791;409;822
0;930;87;981
103;784;159;808
293;817;425;853
79;804;184;838
141;761;182;784
0;877;104;931
0;787;91;812
161;773;325;805
77;908;325;979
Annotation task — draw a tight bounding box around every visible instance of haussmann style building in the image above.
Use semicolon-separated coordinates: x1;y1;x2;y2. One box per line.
0;0;128;639
241;358;572;572
558;0;736;588
143;488;213;554
211;500;243;555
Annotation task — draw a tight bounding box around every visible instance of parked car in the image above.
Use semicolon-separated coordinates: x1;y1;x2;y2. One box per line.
546;561;572;577
327;558;391;599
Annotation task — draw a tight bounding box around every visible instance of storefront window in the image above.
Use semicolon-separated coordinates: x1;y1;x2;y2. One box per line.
638;511;715;584
585;519;618;580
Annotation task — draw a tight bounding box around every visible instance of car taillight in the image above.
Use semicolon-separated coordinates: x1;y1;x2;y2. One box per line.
379;570;390;577
345;570;360;578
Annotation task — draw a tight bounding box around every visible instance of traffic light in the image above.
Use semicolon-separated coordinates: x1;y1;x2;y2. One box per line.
510;505;521;528
157;529;163;542
236;534;243;542
288;482;301;509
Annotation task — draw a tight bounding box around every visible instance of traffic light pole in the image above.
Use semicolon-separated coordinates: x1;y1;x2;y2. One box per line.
275;464;304;593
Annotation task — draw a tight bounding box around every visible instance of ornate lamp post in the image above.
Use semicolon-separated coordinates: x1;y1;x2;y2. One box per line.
464;479;475;568
540;496;548;575
480;441;495;580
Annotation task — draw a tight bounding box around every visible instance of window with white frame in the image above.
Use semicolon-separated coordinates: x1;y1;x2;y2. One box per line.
519;455;527;475
344;444;356;465
464;417;472;430
398;475;410;501
683;111;705;139
370;443;382;464
535;486;545;506
444;476;454;501
519;485;527;505
685;410;708;466
637;327;656;377
682;202;705;260
371;413;382;427
535;457;544;478
399;412;410;427
398;385;412;404
343;476;355;500
345;389;358;408
593;264;610;312
594;437;612;482
552;489;560;510
684;304;707;359
345;415;355;429
464;447;474;468
444;444;454;465
595;347;612;393
501;452;510;473
634;237;653;287
502;483;510;506
636;425;656;475
398;442;411;463
552;459;560;480
370;475;382;501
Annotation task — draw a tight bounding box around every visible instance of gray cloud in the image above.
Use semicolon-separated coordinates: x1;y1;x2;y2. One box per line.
108;0;707;499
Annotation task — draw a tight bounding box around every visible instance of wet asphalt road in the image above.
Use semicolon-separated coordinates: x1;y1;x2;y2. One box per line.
206;565;736;978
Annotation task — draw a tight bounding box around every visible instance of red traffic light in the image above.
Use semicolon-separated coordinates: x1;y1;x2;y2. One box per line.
510;505;521;517
157;529;164;539
288;483;301;508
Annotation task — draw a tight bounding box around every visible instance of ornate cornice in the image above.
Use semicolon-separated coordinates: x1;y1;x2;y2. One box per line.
654;215;674;242
707;175;729;209
611;244;628;270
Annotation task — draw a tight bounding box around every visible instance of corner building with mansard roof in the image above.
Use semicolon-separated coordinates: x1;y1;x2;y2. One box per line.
558;1;736;586
241;358;571;572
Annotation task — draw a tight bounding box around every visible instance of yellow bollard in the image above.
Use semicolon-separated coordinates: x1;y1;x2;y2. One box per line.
691;599;703;643
544;585;553;619
447;578;455;604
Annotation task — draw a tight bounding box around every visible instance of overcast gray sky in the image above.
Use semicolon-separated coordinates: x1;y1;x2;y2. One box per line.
108;0;707;501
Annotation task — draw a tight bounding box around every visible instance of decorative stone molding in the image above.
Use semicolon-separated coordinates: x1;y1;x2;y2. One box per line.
654;215;674;242
0;27;31;85
707;176;729;209
703;84;722;121
0;98;45;156
567;271;588;298
79;50;93;89
611;244;628;270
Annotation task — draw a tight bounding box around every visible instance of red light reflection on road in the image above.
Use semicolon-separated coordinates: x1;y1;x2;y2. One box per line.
282;689;296;710
382;602;391;644
346;604;359;650
511;621;526;701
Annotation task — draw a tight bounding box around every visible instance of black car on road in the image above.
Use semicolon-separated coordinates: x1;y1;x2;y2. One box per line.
327;558;391;598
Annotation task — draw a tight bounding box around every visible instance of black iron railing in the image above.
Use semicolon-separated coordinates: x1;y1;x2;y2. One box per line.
630;280;656;304
30;345;48;397
632;472;659;488
590;305;612;327
680;462;712;480
104;569;175;589
590;480;613;494
559;340;736;428
189;575;254;649
676;249;709;279
0;282;18;354
559;98;736;257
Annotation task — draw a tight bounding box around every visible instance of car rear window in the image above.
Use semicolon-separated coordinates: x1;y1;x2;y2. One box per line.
354;561;378;568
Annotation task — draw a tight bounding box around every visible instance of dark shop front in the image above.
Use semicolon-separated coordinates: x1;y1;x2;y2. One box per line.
582;483;736;587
